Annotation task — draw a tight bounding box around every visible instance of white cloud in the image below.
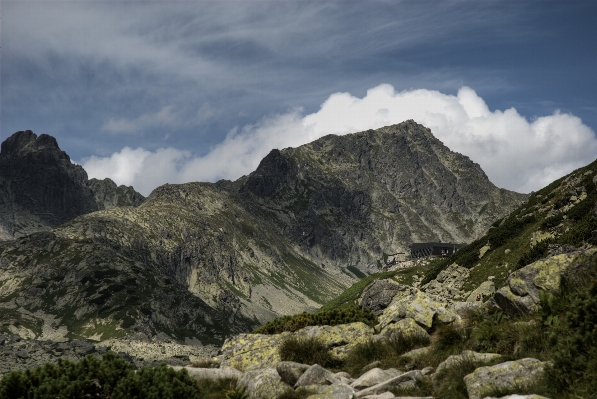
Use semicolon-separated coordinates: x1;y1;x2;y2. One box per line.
83;85;597;196
101;105;178;134
83;147;191;195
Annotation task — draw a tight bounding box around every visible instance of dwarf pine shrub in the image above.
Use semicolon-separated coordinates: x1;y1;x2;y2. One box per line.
0;352;202;399
253;304;377;334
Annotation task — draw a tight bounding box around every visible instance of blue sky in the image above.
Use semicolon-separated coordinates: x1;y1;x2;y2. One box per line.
3;1;597;195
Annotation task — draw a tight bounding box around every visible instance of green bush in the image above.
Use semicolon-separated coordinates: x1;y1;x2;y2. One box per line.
0;352;202;399
0;352;133;399
278;336;334;367
253;304;377;334
111;364;200;399
540;213;564;229
546;278;597;396
517;239;552;269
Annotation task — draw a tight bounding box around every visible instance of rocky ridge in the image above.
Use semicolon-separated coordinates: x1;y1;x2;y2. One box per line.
0;130;144;240
0;122;525;344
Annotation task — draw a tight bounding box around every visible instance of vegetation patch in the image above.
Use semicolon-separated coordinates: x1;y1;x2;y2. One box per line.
279;336;335;367
253;304;376;334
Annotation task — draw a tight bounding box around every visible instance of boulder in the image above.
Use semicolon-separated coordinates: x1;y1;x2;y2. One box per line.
466;281;496;303
295;322;374;359
237;368;292;399
355;370;423;397
483;395;551;399
306;383;357;399
359;392;395;399
359;280;410;315
378;291;445;330
494;249;597;316
434;306;460;324
276;361;310;386
350;368;400;389
218;332;289;371
400;346;431;361
378;318;430;342
170;366;244;381
463;358;549;399
295;364;340;388
434;350;502;382
421;263;470;303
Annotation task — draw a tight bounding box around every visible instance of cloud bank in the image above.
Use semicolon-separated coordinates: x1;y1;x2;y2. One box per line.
83;85;597;196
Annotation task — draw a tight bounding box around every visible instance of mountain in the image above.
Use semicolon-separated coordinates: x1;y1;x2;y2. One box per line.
0;121;526;344
0;130;144;240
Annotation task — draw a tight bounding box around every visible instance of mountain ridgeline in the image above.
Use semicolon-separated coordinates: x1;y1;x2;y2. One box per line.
0;130;144;240
0;121;526;344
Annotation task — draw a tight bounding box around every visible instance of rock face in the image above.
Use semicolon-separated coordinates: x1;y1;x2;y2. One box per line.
239;120;526;274
0;130;98;238
494;248;597;316
87;178;145;210
358;280;404;315
463;358;549;399
0;122;525;344
0;130;144;240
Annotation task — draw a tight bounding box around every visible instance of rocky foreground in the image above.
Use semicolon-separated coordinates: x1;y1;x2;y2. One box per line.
181;248;594;399
1;246;594;398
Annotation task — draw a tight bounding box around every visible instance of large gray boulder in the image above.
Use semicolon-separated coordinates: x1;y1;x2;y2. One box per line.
237;368;292;399
378;318;430;342
295;364;341;388
355;370;423;397
306;383;357;399
434;350;502;380
170;366;244;381
359;280;408;315
494;249;597;316
463;358;549;399
350;368;400;390
377;291;446;330
276;361;310;386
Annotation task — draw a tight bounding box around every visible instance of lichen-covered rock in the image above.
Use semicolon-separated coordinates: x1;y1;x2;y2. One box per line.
359;280;410;315
276;361;310;386
295;322;374;359
171;366;244;381
378;291;445;330
400;346;431;361
434;350;501;382
306;383;357;399
421;263;470;303
434;306;461;324
355;370;423;397
483;395;551;399
378;318;430;341
219;333;289;371
466;281;496;303
463;358;549;399
358;392;395;399
494;249;597;316
295;364;341;388
350;368;400;389
237;368;292;399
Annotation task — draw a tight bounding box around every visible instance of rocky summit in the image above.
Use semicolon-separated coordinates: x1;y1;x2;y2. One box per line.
0;121;526;346
0;130;144;240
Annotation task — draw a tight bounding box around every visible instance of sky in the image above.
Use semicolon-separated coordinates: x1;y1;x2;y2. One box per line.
3;1;597;196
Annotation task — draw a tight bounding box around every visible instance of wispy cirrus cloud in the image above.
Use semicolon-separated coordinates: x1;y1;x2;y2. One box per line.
101;106;179;135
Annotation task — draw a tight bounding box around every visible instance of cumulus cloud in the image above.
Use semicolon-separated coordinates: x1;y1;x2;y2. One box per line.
83;85;597;196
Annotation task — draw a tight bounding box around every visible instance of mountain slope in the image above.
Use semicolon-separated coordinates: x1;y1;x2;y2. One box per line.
0;131;145;240
0;121;526;344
